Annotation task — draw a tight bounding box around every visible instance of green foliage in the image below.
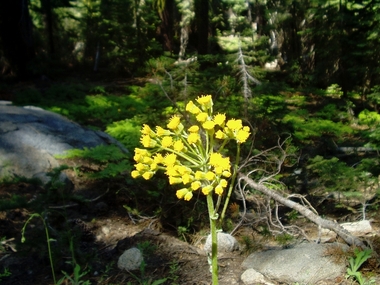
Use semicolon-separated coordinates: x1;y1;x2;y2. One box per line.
346;249;376;285
307;156;356;194
358;110;380;127
286;210;299;221
57;144;131;179
0;267;11;282
127;260;167;285
0;195;28;211
106;119;141;149
283;113;353;142
59;145;126;163
137;241;157;256
325;84;343;99
57;263;91;285
275;233;295;247
240;235;261;254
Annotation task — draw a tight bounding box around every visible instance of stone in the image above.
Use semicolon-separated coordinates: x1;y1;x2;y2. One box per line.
0;103;126;185
204;232;239;253
241;242;348;284
241;268;275;285
117;247;143;271
341;220;373;237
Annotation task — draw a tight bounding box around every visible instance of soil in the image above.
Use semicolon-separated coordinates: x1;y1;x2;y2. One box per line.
1;164;379;285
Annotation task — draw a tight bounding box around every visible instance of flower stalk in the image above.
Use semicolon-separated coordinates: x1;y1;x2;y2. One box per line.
131;95;250;284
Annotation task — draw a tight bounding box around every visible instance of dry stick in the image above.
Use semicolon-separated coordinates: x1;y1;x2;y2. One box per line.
238;173;368;249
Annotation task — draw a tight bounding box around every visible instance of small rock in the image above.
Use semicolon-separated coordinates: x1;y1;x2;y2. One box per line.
204;232;239;253
241;268;275;285
341;220;373;236
117;247;143;271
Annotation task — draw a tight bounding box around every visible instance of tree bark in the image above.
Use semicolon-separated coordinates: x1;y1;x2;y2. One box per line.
194;0;208;55
238;173;368;249
0;0;35;78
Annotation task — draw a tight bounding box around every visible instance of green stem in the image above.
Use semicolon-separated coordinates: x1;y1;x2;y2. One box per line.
21;213;56;284
207;194;218;285
219;144;241;227
161;146;202;166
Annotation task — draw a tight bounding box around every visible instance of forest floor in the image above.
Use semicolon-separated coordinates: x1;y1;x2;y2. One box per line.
0;77;380;284
1;163;380;285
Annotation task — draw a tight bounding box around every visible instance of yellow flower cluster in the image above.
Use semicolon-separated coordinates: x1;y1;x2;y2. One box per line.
131;95;250;201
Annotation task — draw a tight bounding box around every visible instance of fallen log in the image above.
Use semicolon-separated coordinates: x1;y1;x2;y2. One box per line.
238;173;368;249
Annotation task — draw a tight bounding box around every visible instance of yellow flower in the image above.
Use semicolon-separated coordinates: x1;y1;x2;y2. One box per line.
215;179;227;195
209;153;230;171
143;156;153;164
215;130;227;140
214;167;223;175
161;136;173;148
215;185;223;195
187;133;200;144
196;112;208;122
202;120;215;130
222;171;232;178
176;188;189;199
167;115;181;130
131;170;140;178
153;153;164;164
135;163;146;172
226;119;243;131
213;113;226;126
163;153;177;167
219;179;228;187
156;126;171;137
188;125;199;133
173;140;185;152
184;191;193;201
195;171;204;180
197;95;212;106
141;135;157;148
215;185;224;195
150;163;158;170
133;148;149;162
176;188;193;201
166;166;179;177
205;171;216;181
236;129;250;143
186;101;201;114
182;173;193;184
202;185;213;195
142;171;154;180
141;124;155;137
191;181;201;190
176;165;191;175
169;176;182;185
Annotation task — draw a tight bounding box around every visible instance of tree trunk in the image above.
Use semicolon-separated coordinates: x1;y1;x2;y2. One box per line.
194;0;208;55
238;173;368;249
41;0;55;57
0;0;35;78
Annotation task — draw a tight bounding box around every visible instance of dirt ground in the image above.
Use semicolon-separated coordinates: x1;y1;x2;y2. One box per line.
1;167;379;285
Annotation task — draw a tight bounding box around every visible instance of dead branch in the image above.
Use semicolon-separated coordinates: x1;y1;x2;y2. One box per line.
238;173;368;249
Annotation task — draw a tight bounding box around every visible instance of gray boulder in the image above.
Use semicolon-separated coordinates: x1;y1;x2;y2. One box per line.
241;242;348;284
240;268;275;285
204;232;239;253
117;247;143;271
0;102;126;183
